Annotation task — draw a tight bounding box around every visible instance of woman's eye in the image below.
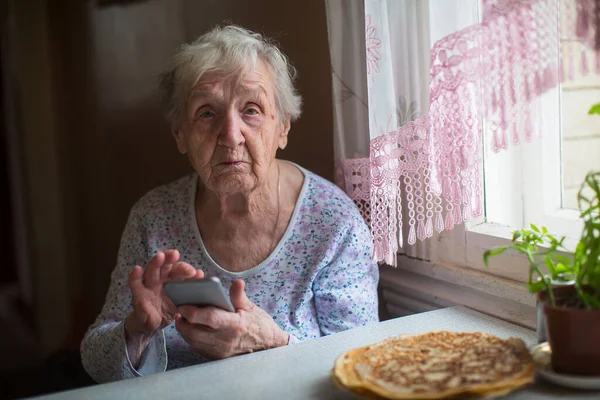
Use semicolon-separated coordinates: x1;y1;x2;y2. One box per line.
198;109;215;118
244;107;259;116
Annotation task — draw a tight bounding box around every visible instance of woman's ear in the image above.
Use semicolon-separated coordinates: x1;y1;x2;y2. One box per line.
278;118;291;150
172;126;187;155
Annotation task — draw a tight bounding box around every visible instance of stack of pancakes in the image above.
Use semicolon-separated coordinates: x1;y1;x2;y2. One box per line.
331;331;535;399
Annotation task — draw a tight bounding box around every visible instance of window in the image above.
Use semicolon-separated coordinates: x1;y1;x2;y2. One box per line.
482;85;583;243
384;1;600;327
481;43;599;245
430;4;599;283
560;49;600;210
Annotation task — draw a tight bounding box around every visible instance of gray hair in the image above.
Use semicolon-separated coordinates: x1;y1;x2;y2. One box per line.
158;25;302;126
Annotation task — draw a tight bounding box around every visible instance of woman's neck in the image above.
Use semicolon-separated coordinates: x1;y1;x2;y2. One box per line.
194;161;303;272
196;161;280;222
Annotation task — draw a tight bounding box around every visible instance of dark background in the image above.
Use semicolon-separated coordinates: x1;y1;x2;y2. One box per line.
0;0;333;398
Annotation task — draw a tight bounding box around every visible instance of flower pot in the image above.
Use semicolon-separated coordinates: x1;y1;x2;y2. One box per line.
539;286;600;376
536;281;575;343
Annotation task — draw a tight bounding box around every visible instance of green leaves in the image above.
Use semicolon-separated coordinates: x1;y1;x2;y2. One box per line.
573;171;600;308
482;225;572;307
589;103;600;116
544;256;556;275
552;253;572;265
528;279;548;294
483;171;600;309
483;247;508;266
512;230;522;242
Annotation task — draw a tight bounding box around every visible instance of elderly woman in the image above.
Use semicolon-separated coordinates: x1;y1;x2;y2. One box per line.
81;25;379;383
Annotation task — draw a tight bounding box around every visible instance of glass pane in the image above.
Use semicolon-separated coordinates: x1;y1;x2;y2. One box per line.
560;45;600;210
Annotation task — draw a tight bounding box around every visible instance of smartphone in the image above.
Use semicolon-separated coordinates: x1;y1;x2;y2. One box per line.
163;276;235;312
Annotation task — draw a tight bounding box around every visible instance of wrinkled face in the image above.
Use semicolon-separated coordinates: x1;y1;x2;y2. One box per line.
173;59;290;195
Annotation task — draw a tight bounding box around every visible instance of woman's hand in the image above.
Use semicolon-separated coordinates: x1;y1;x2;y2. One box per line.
124;250;203;367
175;279;289;359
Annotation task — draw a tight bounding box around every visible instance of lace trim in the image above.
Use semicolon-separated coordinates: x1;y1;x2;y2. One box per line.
341;0;600;265
336;158;371;226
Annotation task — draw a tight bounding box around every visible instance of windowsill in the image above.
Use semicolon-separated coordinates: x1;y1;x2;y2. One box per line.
459;221;577;282
467;221;579;253
382;220;579;330
467;221;518;239
382;257;537;330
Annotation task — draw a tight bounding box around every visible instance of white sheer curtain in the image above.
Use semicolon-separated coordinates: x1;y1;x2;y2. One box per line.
327;0;480;264
326;0;600;265
326;0;371;220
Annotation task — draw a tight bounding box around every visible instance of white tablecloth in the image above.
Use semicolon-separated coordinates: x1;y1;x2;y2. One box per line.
31;306;599;400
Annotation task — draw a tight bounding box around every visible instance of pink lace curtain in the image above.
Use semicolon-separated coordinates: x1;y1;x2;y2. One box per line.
326;0;600;266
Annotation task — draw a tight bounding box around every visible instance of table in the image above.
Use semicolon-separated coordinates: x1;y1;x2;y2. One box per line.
30;306;599;400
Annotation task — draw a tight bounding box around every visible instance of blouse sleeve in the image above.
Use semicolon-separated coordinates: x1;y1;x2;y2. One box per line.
312;216;380;335
80;202;167;383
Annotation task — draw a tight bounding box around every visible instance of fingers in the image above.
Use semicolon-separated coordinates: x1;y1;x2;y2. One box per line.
144;250;183;287
128;266;145;296
129;265;165;334
144;251;165;287
175;314;193;334
163;249;180;265
229;279;254;311
168;262;201;280
175;315;215;342
178;305;235;329
160;263;173;281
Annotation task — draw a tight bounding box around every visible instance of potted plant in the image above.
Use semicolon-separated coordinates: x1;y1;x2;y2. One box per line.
483;170;600;376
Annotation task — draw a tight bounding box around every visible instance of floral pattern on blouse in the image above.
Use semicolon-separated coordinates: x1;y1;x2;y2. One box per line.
80;164;379;383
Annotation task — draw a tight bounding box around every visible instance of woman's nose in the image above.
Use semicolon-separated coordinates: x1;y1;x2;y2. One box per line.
218;111;245;148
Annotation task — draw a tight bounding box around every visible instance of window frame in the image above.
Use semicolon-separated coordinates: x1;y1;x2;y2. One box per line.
483;85;583;241
431;59;584;284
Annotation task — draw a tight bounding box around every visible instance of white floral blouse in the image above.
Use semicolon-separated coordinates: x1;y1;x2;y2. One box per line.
81;164;379;383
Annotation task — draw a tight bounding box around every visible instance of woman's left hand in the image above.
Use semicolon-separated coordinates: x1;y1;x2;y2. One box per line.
175;279;289;359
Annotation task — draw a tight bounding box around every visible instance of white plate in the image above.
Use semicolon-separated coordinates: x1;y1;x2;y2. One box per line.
536;365;600;390
531;342;600;390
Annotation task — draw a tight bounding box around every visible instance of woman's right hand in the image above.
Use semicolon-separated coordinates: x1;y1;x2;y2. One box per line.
124;250;203;365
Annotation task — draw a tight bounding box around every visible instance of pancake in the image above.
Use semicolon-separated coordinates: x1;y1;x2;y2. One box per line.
331;331;535;399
